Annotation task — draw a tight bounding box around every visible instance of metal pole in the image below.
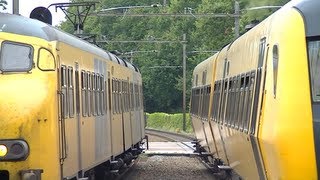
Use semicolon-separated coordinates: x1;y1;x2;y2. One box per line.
13;0;19;15
182;33;187;132
234;1;240;38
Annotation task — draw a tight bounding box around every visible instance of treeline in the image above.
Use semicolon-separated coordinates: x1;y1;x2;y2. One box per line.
60;0;289;113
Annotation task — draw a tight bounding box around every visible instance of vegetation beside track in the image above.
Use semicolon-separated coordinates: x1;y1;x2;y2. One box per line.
146;112;193;134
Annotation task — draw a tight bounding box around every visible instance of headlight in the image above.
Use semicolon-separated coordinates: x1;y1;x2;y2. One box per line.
0;140;29;161
0;144;7;157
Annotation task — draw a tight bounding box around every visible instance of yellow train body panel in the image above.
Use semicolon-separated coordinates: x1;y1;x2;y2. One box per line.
190;0;320;179
259;9;317;179
0;32;61;179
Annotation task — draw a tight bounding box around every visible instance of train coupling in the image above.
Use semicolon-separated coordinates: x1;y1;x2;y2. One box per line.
20;169;43;180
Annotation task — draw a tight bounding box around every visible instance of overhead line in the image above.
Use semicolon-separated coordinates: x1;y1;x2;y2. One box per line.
91;13;240;18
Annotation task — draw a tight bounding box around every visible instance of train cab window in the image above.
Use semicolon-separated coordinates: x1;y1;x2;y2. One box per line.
81;71;87;117
273;45;279;98
68;67;74;118
38;48;55;71
0;41;33;72
308;39;320;102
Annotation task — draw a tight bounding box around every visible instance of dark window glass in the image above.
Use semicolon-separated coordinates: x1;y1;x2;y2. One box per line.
273;45;279;98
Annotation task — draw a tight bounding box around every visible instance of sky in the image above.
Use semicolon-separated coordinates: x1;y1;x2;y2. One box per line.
2;0;69;26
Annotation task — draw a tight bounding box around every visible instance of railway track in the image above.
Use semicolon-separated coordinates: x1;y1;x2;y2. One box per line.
145;128;233;179
145;128;196;142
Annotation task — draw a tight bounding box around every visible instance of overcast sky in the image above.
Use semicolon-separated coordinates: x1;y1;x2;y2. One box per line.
2;0;69;26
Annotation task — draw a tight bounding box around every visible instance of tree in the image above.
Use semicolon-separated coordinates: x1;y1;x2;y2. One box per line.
59;0;291;113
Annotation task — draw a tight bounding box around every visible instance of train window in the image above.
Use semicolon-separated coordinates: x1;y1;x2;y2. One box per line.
0;41;33;72
241;74;251;131
273;45;279;98
308;39;320;102
38;48;55;71
112;79;116;114
202;71;207;85
122;81;125;112
60;65;68;119
92;73;97;116
116;80;120;113
118;80;122;113
68;67;74;118
130;83;133;111
108;77;112;113
97;75;101;116
114;79;118;114
81;71;87;117
195;75;198;86
226;78;233;126
244;72;255;132
220;80;228;124
100;75;105;115
230;77;237;128
75;67;80;115
87;72;91;116
213;81;221;122
238;75;245;131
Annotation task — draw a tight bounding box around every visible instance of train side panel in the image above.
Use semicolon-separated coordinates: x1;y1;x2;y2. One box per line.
191;58;213;151
259;8;317;179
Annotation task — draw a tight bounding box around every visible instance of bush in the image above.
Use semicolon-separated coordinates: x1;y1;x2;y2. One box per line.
146;112;193;134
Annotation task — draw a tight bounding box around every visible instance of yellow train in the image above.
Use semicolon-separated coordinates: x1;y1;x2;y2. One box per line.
0;13;145;179
190;0;320;179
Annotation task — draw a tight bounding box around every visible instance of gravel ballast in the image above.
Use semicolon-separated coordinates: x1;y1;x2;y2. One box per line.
122;155;217;180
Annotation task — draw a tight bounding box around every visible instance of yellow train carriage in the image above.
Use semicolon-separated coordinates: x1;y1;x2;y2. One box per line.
191;0;320;179
0;13;145;180
191;56;215;154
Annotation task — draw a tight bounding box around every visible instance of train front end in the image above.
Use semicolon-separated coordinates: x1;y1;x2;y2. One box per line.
0;30;60;179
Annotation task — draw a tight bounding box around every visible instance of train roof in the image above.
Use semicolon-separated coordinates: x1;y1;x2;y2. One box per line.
193;54;216;74
0;13;140;72
292;0;320;37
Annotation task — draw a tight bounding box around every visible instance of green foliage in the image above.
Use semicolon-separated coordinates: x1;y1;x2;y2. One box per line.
146;112;193;134
59;0;291;113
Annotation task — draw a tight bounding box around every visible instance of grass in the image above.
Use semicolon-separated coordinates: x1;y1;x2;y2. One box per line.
145;112;194;135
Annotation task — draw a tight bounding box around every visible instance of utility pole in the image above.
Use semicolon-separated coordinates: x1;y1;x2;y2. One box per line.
182;33;187;132
13;0;19;14
234;1;240;38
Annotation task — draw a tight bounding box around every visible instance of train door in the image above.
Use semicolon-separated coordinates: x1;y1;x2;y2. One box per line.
107;72;114;154
216;59;230;165
74;62;82;176
57;58;80;179
249;38;268;179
